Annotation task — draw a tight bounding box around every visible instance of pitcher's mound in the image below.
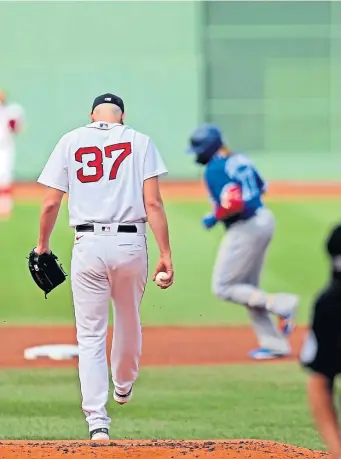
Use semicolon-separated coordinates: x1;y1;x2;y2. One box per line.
0;440;329;458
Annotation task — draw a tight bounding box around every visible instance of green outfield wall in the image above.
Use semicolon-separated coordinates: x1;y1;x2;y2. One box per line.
203;1;340;180
0;1;339;181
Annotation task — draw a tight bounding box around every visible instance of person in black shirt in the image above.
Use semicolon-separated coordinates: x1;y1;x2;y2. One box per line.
300;224;341;459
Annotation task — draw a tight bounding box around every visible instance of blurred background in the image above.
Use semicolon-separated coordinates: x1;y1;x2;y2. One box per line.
1;0;340;181
0;0;340;448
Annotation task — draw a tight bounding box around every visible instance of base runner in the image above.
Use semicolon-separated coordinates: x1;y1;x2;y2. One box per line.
186;123;299;360
34;93;174;440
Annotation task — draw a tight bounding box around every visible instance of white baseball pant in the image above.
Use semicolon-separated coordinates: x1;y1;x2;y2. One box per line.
0;149;13;185
71;223;148;432
0;149;14;216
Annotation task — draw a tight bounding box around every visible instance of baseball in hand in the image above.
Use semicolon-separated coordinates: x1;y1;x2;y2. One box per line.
155;272;168;286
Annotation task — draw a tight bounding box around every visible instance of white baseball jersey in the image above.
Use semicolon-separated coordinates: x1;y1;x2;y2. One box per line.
0;103;24;187
38;122;168;227
0;103;24;152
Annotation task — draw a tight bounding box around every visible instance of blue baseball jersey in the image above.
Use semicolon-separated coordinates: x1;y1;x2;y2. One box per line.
204;153;266;229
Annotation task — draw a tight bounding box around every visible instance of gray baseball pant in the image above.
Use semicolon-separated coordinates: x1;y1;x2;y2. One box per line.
212;207;293;354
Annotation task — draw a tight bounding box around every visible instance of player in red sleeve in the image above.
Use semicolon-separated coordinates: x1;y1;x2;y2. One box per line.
0;91;24;220
187;123;299;360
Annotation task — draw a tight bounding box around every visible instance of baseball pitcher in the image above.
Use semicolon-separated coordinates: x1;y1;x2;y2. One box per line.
186;124;298;360
0;90;24;219
34;93;174;440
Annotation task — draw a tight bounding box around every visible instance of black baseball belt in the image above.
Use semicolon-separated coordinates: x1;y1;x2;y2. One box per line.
75;224;137;233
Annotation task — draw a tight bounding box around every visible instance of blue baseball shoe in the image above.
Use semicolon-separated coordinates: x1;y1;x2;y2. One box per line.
249;348;290;360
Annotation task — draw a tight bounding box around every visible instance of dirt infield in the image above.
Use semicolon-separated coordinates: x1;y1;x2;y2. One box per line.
0;440;329;458
0;326;321;459
0;326;323;458
0;325;307;369
12;180;341;201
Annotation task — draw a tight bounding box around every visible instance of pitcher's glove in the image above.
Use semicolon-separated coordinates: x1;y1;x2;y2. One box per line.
28;249;67;298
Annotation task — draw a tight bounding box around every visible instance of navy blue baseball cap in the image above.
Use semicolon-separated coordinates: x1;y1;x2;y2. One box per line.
91;93;124;114
186;124;223;154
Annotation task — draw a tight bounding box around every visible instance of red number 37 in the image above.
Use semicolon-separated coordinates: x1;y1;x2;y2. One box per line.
75;142;131;183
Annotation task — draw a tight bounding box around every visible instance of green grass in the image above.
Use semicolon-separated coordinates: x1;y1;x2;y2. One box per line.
0;199;334;450
0;363;325;450
0;199;338;325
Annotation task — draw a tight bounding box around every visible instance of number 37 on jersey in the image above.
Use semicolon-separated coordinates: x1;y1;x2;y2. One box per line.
75;142;132;183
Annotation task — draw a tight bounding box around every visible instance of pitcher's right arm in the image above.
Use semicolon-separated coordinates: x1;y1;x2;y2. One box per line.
143;176;173;288
142;138;173;289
